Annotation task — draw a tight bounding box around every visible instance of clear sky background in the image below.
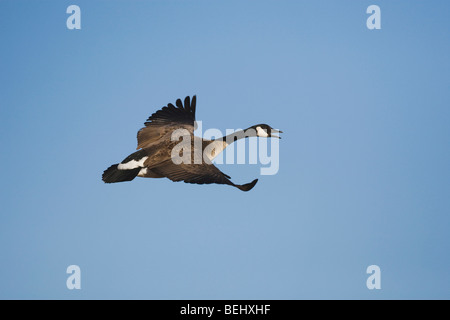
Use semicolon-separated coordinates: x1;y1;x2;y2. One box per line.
0;0;449;299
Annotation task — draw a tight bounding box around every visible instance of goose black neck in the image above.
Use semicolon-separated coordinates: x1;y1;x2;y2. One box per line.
219;128;257;144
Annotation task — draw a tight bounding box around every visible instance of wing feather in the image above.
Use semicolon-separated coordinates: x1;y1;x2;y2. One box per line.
137;96;197;149
152;160;233;186
151;160;258;191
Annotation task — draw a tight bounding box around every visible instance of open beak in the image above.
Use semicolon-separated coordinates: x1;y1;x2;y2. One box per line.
271;129;283;139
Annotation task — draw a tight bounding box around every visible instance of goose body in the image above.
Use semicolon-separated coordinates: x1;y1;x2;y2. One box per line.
102;96;281;191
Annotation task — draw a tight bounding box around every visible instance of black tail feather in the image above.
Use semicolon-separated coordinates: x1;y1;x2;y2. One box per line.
102;164;141;183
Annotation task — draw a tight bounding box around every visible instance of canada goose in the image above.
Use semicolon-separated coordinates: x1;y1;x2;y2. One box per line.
102;96;282;191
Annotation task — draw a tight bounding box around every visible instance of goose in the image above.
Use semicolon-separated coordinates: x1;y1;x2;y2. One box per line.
102;96;282;191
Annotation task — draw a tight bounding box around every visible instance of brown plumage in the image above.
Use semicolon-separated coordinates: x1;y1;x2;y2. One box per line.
102;95;281;191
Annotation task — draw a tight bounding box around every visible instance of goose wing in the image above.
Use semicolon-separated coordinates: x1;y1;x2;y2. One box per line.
137;96;197;150
151;160;258;192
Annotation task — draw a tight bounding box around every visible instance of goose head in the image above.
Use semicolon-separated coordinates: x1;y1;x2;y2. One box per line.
248;124;283;139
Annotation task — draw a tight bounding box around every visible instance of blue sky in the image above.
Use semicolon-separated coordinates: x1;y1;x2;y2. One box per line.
0;0;449;299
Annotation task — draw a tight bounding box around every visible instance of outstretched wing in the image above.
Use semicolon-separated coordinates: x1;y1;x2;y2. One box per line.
151;160;258;192
137;96;197;150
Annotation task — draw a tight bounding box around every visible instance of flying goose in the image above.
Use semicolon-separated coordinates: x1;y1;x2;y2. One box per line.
102;96;282;191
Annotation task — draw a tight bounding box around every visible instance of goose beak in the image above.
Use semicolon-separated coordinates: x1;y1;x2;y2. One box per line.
271;129;283;139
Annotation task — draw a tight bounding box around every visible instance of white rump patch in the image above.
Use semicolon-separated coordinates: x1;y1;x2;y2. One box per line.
138;168;148;177
118;156;148;170
256;126;269;137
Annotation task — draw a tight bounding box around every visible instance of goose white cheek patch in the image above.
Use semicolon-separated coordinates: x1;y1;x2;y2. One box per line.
256;126;269;137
